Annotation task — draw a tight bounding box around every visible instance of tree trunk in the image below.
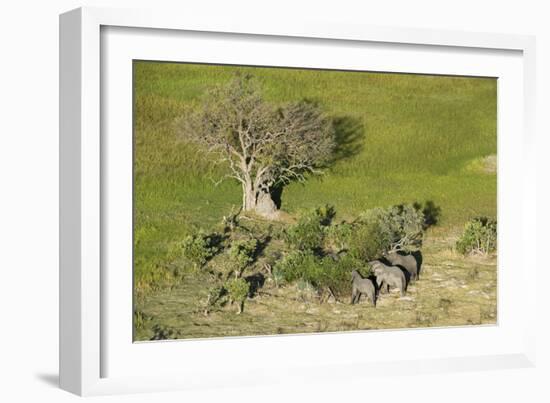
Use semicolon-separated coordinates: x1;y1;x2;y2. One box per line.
237;301;243;314
255;189;279;219
242;179;256;212
241;180;279;219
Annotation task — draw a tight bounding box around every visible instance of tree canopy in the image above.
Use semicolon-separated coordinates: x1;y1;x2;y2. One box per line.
177;73;336;218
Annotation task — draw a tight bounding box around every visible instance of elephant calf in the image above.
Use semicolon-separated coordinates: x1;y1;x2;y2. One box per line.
351;270;376;307
370;261;406;297
384;251;418;282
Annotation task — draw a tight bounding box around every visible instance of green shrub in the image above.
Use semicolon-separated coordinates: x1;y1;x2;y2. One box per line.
276;250;322;284
284;205;334;251
325;222;353;251
202;284;225;315
456;217;497;255
325;204;425;261
226;278;250;314
268;224;286;241
276;250;364;299
271;264;286;287
285;219;323;251
358;204;424;252
228;238;258;278
323;254;371;298
347;219;388;262
181;232;219;269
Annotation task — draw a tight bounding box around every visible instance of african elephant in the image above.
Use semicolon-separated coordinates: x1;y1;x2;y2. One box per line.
384;251;419;282
370;261;406;297
350;270;376;307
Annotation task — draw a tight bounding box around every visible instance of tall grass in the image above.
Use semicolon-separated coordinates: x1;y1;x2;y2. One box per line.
133;61;496;296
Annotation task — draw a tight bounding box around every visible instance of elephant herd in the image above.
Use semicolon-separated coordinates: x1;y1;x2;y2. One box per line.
350;251;422;307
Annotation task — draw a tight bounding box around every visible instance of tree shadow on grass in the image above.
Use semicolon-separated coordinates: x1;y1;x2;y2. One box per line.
330;116;365;164
273;115;365;210
245;272;266;297
414;200;442;230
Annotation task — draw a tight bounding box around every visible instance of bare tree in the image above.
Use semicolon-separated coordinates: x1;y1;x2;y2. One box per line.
177;73;335;219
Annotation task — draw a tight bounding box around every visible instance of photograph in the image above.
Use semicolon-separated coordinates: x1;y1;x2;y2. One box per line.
132;61;497;341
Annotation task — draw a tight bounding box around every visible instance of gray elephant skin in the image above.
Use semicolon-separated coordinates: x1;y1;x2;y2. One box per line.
385;251;418;281
350;270;376;307
370;261;407;297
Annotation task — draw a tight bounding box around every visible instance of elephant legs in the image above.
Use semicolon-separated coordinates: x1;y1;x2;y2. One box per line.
378;281;388;294
351;290;362;305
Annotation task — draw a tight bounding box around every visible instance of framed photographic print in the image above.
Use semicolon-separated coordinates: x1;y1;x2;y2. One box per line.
60;6;537;396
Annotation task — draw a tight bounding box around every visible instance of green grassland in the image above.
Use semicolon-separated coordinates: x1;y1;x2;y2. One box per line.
133;61;497;340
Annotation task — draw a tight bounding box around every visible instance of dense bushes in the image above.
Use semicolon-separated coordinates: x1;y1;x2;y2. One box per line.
279;205;358;298
228;238;258;278
274;248;367;299
325;222;353;251
324;204;424;261
226;278;250;314
181;232;220;269
276;250;319;284
356;204;424;252
345;219;388;262
179;202;434;312
274;203;427;299
178;205;494;317
322;254;367;297
284;205;335;251
455;217;497;255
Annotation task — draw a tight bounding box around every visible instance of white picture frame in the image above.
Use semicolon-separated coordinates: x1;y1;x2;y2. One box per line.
59;6;537;396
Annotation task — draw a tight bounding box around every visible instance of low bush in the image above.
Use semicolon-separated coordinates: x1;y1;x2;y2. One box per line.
323;204;425;262
455;217;497;255
325;222;353;251
201;284;225;315
319;254;366;298
357;204;424;252
284;205;335;251
271;263;286;288
226;278;250;314
275;250;366;299
228;238;258;278
276;250;322;284
181;232;219;269
347;219;388;262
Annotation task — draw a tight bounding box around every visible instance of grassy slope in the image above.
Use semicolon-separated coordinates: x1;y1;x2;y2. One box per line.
133;62;497;338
